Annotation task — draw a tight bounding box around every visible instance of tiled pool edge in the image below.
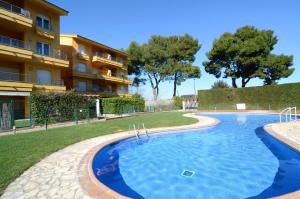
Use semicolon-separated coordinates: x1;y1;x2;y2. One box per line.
264;124;300;199
78;114;220;199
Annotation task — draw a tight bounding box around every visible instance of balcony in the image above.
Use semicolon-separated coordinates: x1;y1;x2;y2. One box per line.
33;52;69;68
33;79;66;92
0;35;32;60
74;85;117;97
35;25;55;40
102;73;133;84
0;71;33;92
72;67;100;79
72;68;132;84
0;70;66;92
0;0;32;28
0;71;65;86
92;52;125;69
76;52;89;61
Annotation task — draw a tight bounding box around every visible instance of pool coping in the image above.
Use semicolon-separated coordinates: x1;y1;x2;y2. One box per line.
264;124;300;153
78;114;220;199
264;123;300;199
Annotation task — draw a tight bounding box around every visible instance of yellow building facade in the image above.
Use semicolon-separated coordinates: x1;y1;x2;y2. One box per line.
0;0;68;118
60;34;132;97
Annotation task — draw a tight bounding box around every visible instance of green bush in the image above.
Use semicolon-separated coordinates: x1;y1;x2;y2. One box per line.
30;91;92;124
198;82;300;110
102;96;145;114
173;96;182;109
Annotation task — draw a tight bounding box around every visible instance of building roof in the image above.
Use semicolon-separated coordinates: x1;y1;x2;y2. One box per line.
34;0;68;16
60;34;128;57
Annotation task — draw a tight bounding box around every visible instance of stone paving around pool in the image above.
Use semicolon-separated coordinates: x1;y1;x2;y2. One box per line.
264;121;300;153
0;114;218;199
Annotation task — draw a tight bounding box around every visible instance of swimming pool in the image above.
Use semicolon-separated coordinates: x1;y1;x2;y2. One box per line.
92;114;300;198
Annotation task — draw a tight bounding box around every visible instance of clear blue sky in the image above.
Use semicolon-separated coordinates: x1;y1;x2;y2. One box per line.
51;0;299;100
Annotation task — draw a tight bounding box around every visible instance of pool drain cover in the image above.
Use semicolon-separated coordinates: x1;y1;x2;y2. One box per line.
181;169;195;177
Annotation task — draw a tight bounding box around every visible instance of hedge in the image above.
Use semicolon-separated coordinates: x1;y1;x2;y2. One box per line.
198;82;300;110
30;91;94;124
102;96;145;114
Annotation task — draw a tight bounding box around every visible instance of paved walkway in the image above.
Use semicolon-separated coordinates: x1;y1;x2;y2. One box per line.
0;114;218;199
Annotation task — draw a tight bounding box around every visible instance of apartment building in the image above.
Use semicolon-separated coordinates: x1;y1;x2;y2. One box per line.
60;34;132;97
0;0;68;119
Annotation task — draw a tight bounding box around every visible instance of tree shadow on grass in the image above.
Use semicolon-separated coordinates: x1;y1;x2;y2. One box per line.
247;127;300;199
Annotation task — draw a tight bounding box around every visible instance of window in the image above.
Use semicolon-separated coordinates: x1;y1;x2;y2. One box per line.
118;86;127;94
78;81;87;92
36;42;50;56
79;44;86;54
36;15;51;30
107;85;112;92
92;84;99;92
77;63;87;73
119;58;124;64
37;70;51;85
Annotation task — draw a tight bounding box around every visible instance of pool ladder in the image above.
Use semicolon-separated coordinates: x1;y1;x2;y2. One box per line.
129;123;149;140
279;107;297;122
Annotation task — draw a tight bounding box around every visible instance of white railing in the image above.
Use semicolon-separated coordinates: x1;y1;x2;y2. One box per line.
129;123;149;140
279;107;297;122
0;0;31;18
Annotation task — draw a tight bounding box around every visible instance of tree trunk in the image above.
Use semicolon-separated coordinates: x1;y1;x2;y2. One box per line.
173;74;177;97
231;78;237;88
241;78;251;87
152;88;157;101
242;78;246;87
149;74;160;101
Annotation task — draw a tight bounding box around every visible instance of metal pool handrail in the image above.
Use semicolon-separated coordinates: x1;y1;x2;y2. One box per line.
291;107;297;121
129;123;149;140
279;107;297;122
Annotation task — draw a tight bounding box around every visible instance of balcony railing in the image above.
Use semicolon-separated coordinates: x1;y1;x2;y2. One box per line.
0;71;32;83
110;72;129;80
0;0;30;18
35;51;68;60
93;52;125;65
36;79;64;86
73;67;100;75
73;68;128;80
0;35;31;50
75;86;115;93
0;71;64;86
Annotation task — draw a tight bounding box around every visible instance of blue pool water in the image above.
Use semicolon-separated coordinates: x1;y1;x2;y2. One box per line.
92;114;300;198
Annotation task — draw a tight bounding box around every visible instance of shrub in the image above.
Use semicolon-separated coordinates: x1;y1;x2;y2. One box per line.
30;91;92;124
198;82;300;110
211;80;230;89
173;96;182;109
102;96;145;114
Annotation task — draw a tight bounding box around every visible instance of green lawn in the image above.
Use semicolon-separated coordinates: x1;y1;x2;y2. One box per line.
0;112;197;195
